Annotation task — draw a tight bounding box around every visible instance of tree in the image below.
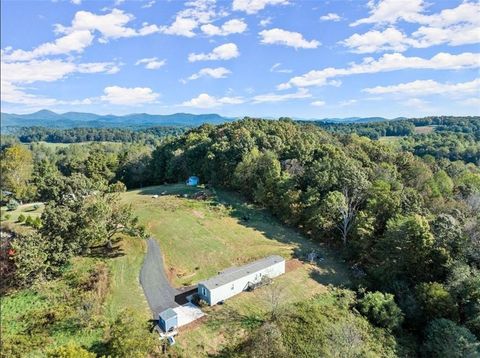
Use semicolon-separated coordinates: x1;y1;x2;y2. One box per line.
10;233;48;285
0;144;34;200
373;214;436;285
17;214;25;223
357;291;404;331
422;319;479;357
40;174;141;272
416;282;459;322
105;309;159;358
244;322;288;358
47;342;95;358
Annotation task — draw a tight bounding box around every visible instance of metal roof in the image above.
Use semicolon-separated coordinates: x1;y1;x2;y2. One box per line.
199;255;285;290
159;308;177;321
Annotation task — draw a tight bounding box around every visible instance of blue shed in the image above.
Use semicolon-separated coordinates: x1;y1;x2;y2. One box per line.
186;176;199;186
159;308;178;332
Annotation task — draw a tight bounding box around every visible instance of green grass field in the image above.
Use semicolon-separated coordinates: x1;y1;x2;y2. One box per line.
2;184;349;356
120;184;351;356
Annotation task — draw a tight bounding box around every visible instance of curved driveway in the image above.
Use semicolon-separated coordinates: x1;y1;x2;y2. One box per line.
140;238;179;318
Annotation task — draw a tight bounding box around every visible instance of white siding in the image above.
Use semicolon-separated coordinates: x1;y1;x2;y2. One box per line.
207;260;285;305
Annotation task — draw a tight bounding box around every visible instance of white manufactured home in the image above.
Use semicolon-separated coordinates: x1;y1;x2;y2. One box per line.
197;255;286;305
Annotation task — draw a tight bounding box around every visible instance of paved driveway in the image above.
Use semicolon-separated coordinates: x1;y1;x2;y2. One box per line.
140;238;179;318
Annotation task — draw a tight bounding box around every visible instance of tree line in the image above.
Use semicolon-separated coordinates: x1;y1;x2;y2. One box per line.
9;126;187;145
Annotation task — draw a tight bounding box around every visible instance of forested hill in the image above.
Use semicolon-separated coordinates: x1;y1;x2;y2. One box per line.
0;110;232;129
147;118;479;354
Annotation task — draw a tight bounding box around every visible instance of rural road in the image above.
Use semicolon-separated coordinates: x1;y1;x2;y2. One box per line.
140;238;179;318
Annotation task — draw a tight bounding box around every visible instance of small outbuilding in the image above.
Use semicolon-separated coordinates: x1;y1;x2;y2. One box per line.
197;255;285;306
186;176;199;186
159;308;178;332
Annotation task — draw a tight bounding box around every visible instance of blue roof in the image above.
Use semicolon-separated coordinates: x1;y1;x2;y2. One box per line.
159;308;177;321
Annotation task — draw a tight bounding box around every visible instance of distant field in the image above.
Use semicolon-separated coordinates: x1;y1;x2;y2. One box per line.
1;202;44;233
414;125;437;134
22;141;123;149
121;184;351;356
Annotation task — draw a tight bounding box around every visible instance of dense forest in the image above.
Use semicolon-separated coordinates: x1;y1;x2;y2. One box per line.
9;126;187;145
1;117;479;356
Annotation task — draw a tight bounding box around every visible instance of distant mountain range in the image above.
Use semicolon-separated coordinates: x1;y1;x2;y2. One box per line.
1;110;233;129
1;110;398;130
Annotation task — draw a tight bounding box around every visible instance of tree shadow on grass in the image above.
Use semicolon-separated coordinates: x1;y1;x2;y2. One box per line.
86;238;125;259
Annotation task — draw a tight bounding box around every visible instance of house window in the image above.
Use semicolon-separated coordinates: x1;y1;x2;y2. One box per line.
202;287;207;296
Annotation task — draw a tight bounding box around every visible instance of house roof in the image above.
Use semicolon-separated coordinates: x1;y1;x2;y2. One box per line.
159;308;177;321
199;255;285;290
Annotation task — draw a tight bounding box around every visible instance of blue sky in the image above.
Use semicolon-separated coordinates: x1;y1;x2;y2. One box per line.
1;0;479;118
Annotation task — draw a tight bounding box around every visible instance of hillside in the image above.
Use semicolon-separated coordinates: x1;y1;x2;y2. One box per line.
1;110;233;129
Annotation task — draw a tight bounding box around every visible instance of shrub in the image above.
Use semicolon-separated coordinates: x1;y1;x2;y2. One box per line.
32;217;42;229
25;216;34;226
5;214;11;220
47;342;95;358
7;199;19;211
17;214;26;223
357;291;404;331
422;319;480;357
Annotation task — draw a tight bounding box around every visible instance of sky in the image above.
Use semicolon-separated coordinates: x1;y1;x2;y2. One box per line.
1;0;479;118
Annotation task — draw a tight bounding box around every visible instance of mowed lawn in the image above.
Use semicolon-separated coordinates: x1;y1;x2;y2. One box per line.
121;184;346;288
121;184;351;356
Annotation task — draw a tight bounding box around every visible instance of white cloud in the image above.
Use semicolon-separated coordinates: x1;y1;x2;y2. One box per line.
161;16;198;37
259;28;320;49
350;0;426;26
252;88;311;103
71;0;81;5
1;59;119;107
186;67;231;81
135;57;166;69
270;63;292;73
363;78;480;97
55;9;159;41
142;0;155;8
311;100;325;106
181;93;244;108
232;0;289;14
188;43;239;62
278;52;480;89
2;59;119;84
100;86;160;105
160;0;218;37
259;17;272;27
2;30;94;61
201;19;247;36
320;13;341;21
347;1;480;52
341;27;413;53
343;22;480;53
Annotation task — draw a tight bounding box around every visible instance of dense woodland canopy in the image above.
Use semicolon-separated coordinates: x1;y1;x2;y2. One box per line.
1;116;479;356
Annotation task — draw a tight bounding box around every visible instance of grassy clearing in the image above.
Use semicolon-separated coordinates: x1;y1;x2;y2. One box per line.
121;184;339;287
104;236;150;320
121;184;351;356
1;202;44;221
414;125;436;134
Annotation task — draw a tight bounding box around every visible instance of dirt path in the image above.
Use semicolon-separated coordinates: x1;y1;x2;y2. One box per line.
139;238;180;318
